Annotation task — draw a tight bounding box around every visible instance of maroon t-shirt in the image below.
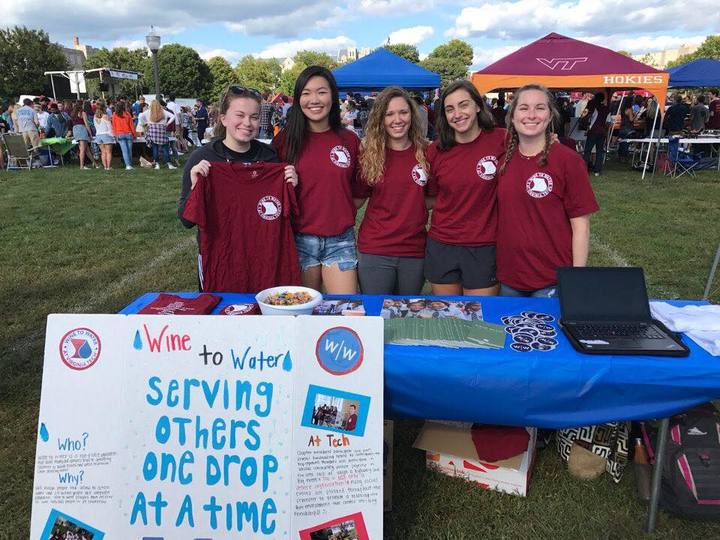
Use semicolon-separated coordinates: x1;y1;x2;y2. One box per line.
354;146;429;257
708;98;720;129
275;128;360;236
182;161;301;293
496;143;599;291
426;128;506;246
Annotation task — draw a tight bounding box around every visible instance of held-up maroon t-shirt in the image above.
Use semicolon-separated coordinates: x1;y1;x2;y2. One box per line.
354;146;429;257
274;128;360;236
496;143;599;291
182;161;301;293
426;128;506;246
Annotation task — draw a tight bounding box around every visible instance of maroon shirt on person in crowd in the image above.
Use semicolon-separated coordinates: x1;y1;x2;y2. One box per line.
182;161;301;293
274;128;360;236
426;128;506;246
354;145;429;258
708;98;720;129
496;143;599;291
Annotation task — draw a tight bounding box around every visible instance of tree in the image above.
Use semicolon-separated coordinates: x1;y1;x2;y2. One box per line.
637;53;659;68
206;56;238;104
0;26;67;98
421;39;474;89
667;35;720;68
383;44;420;63
84;47;149;97
235;56;282;94
616;50;632;57
144;43;212;100
278;63;305;95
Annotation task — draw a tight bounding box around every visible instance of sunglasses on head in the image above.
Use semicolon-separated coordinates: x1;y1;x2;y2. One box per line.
227;85;261;97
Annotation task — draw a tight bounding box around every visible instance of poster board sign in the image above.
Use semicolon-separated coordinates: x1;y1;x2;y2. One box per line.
31;315;383;538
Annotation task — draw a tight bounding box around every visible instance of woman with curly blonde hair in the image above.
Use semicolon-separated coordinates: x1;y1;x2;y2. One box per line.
353;86;430;294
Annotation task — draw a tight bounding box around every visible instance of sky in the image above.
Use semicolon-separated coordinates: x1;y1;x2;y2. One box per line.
4;0;719;69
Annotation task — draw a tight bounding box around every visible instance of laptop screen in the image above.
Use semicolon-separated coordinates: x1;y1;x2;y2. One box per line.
558;267;652;322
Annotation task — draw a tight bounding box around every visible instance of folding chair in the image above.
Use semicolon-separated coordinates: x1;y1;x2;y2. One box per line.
2;133;33;170
666;137;699;178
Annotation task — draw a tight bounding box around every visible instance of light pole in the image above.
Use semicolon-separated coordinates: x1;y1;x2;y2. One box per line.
146;26;161;101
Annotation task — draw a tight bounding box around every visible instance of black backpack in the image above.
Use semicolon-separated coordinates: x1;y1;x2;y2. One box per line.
642;405;720;520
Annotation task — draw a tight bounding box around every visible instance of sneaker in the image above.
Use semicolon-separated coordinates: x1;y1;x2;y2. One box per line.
81;166;91;170
154;163;160;170
167;163;177;170
177;151;185;156
594;172;600;177
125;165;133;170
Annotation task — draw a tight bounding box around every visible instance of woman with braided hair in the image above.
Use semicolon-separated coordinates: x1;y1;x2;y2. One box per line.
496;84;599;297
424;80;506;296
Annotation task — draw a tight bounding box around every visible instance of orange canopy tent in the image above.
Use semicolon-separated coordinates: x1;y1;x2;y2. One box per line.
472;33;669;107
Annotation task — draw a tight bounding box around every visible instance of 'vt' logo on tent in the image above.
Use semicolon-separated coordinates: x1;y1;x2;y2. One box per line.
536;57;588;70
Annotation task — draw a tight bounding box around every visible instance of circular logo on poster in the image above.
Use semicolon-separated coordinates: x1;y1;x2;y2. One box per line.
526;172;554;198
315;326;364;375
476;155;498;180
329;145;351;168
59;328;101;370
411;164;428;186
257;196;282;220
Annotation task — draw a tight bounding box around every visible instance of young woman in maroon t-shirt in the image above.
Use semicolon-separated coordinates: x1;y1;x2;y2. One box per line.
353;86;430;295
425;80;505;296
274;66;360;294
496;84;599;297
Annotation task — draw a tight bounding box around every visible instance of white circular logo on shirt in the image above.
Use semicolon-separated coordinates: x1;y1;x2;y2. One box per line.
411;164;428;186
329;145;351;168
526;172;554;198
476;155;498;180
257;196;282;220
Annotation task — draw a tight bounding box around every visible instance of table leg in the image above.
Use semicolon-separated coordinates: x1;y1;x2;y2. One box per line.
646;417;669;533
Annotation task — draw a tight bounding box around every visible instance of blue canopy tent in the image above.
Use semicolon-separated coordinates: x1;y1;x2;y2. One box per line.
668;58;720;87
332;48;440;91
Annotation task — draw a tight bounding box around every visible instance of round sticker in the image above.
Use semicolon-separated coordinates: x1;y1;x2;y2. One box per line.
221;303;259;316
513;333;534;344
515;327;540;337
511;343;532;353
531;342;554;351
257;196;282;220
59;328;102;370
315;327;364;375
535;323;555;332
537;337;558;346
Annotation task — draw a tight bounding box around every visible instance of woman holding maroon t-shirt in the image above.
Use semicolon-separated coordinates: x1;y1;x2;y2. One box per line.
496;84;599;297
274;66;360;294
425;80;505;296
353;86;430;295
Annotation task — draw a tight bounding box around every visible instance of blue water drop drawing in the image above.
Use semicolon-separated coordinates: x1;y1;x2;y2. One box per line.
78;341;92;358
133;330;143;350
282;351;292;372
39;423;49;442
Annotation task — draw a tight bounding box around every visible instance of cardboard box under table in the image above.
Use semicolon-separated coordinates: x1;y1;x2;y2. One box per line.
414;422;537;496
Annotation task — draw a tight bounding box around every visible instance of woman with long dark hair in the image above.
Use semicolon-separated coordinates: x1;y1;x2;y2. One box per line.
70;102;97;169
425;80;505;296
354;86;430;295
273;66;360;294
496;84;599;297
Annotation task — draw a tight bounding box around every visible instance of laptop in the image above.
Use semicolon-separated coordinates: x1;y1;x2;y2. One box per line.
558;267;689;357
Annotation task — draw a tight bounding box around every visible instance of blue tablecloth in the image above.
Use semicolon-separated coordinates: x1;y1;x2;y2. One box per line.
120;293;720;429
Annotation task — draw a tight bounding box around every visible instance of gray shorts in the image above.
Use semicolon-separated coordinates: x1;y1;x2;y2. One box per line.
358;252;425;295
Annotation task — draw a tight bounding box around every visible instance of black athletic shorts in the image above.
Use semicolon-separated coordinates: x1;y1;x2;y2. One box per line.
424;237;497;289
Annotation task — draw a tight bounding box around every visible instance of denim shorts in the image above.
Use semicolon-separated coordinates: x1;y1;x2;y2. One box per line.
294;227;358;272
95;134;115;144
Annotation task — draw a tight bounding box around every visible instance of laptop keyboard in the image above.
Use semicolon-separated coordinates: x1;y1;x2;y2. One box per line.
572;323;666;340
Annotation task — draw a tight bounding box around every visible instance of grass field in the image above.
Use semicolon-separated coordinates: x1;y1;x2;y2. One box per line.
1;157;719;538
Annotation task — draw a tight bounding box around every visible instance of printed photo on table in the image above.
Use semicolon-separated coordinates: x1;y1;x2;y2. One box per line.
298;511;369;540
313;298;366;316
301;384;371;437
381;298;484;320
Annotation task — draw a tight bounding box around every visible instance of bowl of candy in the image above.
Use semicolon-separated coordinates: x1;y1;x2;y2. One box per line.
255;286;323;316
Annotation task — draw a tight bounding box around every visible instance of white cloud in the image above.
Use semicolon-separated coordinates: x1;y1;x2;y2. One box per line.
110;39;148;50
195;46;244;64
584;34;707;54
359;0;434;14
447;0;719;41
387;26;434;46
224;1;344;38
471;45;521;69
256;36;356;60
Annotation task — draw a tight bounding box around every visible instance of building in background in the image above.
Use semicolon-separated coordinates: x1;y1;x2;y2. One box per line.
337;47;371;64
633;43;700;68
61;36;97;69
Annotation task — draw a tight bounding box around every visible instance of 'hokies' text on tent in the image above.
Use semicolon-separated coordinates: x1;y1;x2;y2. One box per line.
668;58;720;88
332;48;440;91
472;33;669;107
